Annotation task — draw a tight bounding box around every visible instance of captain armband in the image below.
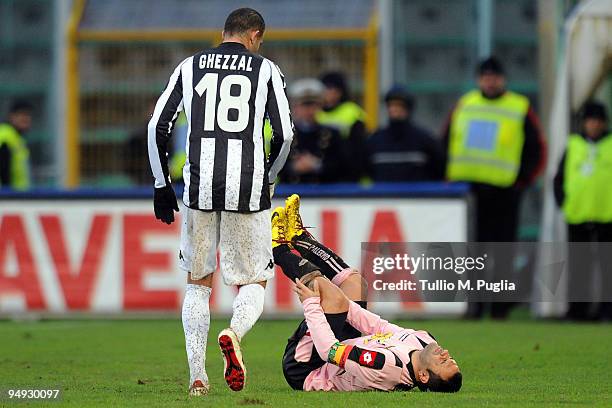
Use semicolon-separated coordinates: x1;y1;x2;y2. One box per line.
327;342;352;368
327;342;387;370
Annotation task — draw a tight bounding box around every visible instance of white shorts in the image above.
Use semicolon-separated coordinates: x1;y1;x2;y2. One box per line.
178;208;274;286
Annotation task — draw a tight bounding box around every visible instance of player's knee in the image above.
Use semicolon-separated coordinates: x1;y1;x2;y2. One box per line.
358;275;368;298
339;272;368;301
317;277;349;312
187;272;214;287
345;273;366;289
241;280;267;289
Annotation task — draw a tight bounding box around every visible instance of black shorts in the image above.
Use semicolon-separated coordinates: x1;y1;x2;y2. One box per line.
282;306;364;390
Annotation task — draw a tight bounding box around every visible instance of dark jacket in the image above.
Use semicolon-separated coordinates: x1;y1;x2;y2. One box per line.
366;120;445;182
281;123;347;184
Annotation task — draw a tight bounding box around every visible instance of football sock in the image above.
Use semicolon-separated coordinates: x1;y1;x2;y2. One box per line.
325;311;362;339
273;244;320;281
231;283;265;341
182;284;211;384
356;300;368;310
292;235;350;280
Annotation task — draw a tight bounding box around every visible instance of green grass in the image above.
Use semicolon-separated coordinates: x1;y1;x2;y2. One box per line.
0;318;611;407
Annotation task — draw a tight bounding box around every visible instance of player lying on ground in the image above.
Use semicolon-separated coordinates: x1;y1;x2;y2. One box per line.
271;194;462;392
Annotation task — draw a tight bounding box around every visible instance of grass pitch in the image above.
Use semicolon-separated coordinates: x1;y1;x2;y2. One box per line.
1;317;611;407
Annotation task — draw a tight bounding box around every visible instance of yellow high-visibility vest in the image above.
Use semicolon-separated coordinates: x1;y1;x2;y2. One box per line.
169;112;188;181
563;133;612;224
315;101;365;139
263;119;272;155
446;90;529;187
0;123;30;190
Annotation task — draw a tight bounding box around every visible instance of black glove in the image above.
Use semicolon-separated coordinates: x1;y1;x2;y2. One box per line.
154;185;179;224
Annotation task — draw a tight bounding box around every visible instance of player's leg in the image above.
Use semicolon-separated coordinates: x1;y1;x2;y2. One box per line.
183;274;213;395
272;207;344;306
222;210;272;340
273;209;363;333
285;194;349;278
179;209;220;396
217;209;274;391
285;194;367;303
274;248;348;313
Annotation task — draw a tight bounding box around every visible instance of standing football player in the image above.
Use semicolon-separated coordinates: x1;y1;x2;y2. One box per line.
147;8;293;395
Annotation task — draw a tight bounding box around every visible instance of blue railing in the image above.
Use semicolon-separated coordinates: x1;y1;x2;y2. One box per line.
0;182;469;200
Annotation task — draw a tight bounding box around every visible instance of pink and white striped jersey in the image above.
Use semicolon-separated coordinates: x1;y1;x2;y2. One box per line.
301;297;436;392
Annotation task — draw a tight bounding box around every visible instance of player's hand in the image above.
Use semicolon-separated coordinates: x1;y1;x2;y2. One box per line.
153;185;179;224
292;153;321;174
294;278;320;303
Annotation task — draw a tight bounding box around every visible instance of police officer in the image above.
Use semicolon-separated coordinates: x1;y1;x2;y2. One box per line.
554;101;612;321
316;71;367;181
281;78;347;184
442;57;545;318
0;101;32;190
367;85;445;182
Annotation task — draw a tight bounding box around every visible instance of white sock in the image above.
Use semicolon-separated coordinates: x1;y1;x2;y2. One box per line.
182;284;211;384
230;283;265;341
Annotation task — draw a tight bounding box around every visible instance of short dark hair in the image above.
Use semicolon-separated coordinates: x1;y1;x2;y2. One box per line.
385;85;415;111
477;56;505;76
581;101;608;121
320;71;349;102
223;8;265;37
9;100;33;114
422;369;462;393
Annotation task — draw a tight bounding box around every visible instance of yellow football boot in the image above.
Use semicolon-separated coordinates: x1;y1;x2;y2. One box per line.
285;194;308;241
271;206;289;248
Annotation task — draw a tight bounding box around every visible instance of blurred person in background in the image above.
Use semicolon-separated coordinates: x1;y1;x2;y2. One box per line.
442;57;545;319
554;101;612;322
281;79;346;184
123;107;187;186
169;112;188;185
366;85;445;182
316;71;368;182
0;101;32;190
125;101;188;186
125;100;156;185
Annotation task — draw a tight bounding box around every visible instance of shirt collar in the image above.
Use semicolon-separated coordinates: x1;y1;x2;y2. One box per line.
408;350;428;392
217;41;247;51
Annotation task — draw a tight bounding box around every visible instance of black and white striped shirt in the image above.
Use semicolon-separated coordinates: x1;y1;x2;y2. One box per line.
148;42;293;213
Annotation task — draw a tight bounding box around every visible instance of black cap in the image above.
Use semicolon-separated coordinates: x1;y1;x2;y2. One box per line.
477;56;505;76
384;85;415;111
581;101;608;121
9;100;33;114
320;71;347;91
